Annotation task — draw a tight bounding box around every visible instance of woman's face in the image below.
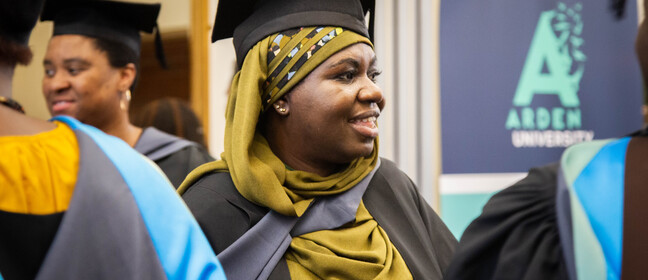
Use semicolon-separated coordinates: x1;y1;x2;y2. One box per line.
281;43;384;168
42;34;130;128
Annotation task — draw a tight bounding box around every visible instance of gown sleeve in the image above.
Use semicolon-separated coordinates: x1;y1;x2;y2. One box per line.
364;159;457;279
444;163;570;280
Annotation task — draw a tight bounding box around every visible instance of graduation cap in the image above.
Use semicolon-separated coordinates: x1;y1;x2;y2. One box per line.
0;0;46;45
41;0;167;68
212;0;376;68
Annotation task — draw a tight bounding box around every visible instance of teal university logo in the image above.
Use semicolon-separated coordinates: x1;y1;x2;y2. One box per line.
505;2;594;148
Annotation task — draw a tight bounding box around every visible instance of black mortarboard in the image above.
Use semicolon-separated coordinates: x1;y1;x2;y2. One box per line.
212;0;376;68
0;0;46;45
41;0;167;67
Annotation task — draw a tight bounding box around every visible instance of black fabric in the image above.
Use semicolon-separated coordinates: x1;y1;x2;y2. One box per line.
135;127;214;188
182;158;457;280
364;159;457;279
211;0;375;68
41;0;161;57
627;126;648;137
0;0;45;45
154;145;214;188
555;167;576;280
444;163;570;280
0;211;64;280
182;172;290;279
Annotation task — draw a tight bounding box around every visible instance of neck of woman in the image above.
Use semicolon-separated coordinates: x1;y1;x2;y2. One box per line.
100;113;142;147
276;152;344;177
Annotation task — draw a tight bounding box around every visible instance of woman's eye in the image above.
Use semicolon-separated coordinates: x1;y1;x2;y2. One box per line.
44;69;55;77
337;72;355;82
369;71;382;82
68;68;80;75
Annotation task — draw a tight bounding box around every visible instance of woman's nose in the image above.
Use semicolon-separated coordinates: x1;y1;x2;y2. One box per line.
358;77;385;110
44;73;70;94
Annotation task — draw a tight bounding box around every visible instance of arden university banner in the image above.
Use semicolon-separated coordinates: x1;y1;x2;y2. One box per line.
440;0;643;174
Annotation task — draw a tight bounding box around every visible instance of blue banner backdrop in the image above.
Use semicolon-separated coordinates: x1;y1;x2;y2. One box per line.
440;0;642;174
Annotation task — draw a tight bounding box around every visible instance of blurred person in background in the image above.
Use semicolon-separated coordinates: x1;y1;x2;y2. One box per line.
0;0;225;278
40;0;212;188
445;1;648;279
130;97;214;188
133;97;208;148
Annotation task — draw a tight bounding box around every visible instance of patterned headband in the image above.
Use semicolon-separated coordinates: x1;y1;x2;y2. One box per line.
261;26;346;111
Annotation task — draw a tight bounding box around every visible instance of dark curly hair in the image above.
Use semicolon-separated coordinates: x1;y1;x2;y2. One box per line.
91;36;140;92
0;37;33;67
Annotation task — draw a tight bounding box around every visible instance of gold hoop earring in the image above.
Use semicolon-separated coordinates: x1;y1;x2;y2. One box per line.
279;108;286;113
121;90;131;111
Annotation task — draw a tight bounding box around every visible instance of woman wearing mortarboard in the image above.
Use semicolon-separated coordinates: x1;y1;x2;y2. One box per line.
178;0;457;279
0;0;225;279
40;0;213;188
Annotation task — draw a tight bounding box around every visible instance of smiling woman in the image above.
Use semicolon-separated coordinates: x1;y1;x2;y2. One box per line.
39;0;213;188
43;35;132;132
262;43;384;176
178;0;457;279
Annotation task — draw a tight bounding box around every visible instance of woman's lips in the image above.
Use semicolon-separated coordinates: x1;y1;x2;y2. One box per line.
52;100;75;114
349;116;379;138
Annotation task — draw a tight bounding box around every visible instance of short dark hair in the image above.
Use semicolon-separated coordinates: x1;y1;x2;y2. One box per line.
91;36;140;92
0;36;33;67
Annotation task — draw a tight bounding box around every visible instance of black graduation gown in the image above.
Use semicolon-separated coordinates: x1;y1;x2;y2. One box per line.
182;158;458;280
134;127;214;188
443;163;570;280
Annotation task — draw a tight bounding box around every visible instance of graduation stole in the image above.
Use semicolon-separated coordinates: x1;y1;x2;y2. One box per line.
556;136;648;280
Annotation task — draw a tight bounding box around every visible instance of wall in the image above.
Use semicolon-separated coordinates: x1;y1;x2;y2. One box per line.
207;0;234;158
374;0;442;208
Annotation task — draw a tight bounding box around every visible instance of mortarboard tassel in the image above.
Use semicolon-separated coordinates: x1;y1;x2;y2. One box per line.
154;23;168;69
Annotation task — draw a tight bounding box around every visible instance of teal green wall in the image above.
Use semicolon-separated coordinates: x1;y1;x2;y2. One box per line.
441;193;497;239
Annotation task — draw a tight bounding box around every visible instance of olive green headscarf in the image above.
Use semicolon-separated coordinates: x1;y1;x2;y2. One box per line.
179;26;411;280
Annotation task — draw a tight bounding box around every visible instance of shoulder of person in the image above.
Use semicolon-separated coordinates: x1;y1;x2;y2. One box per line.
373;157;420;198
177;144;215;162
484;162;559;213
181;171;268;253
183;172;262;213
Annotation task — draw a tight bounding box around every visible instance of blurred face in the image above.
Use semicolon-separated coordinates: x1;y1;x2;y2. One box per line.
280;43;385;167
42;35;128;128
